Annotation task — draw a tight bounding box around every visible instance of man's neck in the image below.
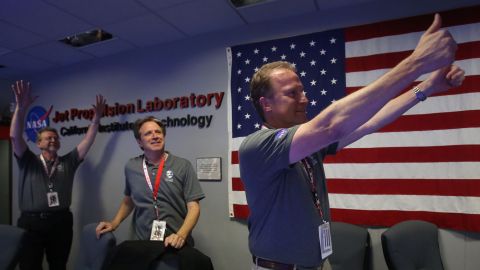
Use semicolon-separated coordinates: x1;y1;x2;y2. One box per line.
144;151;166;165
41;150;57;162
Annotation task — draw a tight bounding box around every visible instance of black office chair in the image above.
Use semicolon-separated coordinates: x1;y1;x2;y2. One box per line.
0;224;26;270
328;221;370;270
75;223;117;270
381;220;444;270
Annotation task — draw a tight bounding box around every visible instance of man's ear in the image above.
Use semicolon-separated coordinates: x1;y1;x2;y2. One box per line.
259;96;272;112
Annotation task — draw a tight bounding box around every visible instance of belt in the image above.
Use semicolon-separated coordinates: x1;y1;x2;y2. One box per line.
253;256;295;270
21;209;70;219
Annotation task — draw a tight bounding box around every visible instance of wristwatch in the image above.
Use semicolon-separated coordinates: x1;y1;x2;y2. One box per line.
413;86;426;102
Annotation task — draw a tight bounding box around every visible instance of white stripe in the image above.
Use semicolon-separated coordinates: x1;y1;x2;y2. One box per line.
232;136;245;150
325;162;480;179
329;194;480;214
345;22;480;58
230;190;248;205
405;92;480;115
347;127;480;148
346;57;480;88
232;164;240;178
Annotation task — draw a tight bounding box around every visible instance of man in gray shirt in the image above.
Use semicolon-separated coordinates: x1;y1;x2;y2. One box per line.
96;116;205;250
10;80;105;270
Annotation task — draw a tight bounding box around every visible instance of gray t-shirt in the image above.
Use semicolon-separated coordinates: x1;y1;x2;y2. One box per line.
239;126;337;267
124;152;205;244
15;148;82;212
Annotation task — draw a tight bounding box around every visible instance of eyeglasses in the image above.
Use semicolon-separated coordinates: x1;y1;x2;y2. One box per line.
42;136;59;142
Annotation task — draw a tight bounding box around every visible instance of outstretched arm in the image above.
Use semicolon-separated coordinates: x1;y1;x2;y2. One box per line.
77;95;106;160
10;80;37;157
337;65;465;150
290;14;457;163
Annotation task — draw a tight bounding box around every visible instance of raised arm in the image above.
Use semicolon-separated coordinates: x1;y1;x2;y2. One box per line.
337;65;465;150
290;14;457;162
96;196;134;239
164;200;200;249
10;80;37;157
77;95;106;160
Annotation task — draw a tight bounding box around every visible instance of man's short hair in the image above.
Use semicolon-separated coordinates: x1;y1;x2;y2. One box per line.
133;116;166;140
250;61;297;121
36;127;59;143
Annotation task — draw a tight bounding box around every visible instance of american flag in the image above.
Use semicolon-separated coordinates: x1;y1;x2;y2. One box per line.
227;6;480;232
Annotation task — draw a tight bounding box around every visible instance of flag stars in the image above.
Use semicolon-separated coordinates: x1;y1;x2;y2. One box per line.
245;95;251;101
300;71;307;77
310;60;316;66
245;77;251;83
302;90;307;96
245;59;251;65
271;46;277;52
237;87;242;93
331;78;337;85
300;51;306;58
254;49;259;54
330;37;336;44
310;80;317;86
237;69;242;75
320;69;327;75
320;49;326;55
237;105;242;111
254;123;260;129
321;89;327;95
281;54;287;60
263;57;268;62
245;113;251;119
237;124;242;129
236;52;242;57
310;100;317;106
290;43;296;49
330;58;337;64
309;40;316;47
254;67;259;72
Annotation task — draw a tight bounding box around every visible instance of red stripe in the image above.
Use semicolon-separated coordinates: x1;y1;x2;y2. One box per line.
231;150;239;164
345;5;480;42
331;209;480;232
346;75;480;96
0;126;9;140
327;179;480;196
325;145;480;163
345;41;480;73
379;110;480;132
233;204;250;219
232;177;245;191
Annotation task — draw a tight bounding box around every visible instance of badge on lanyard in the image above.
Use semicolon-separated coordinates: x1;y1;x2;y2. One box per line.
47;192;60;207
150;220;166;241
319;221;333;259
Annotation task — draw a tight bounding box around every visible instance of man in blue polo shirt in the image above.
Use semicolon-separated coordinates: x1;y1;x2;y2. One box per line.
239;14;464;270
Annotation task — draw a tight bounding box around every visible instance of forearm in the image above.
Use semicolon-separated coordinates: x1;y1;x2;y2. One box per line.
111;196;134;229
176;201;200;239
10;106;28;156
76;120;99;159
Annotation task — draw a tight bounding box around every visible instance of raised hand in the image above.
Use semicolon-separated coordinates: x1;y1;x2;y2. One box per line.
410;14;457;74
11;80;37;111
92;94;106;123
426;65;465;95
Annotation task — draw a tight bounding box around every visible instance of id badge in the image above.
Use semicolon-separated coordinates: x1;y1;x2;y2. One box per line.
318;222;333;259
150;220;166;241
47;192;60;207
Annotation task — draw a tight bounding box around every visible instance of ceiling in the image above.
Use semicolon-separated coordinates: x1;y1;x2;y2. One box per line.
0;0;478;80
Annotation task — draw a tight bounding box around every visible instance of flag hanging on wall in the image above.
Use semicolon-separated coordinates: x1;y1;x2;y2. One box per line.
227;5;480;232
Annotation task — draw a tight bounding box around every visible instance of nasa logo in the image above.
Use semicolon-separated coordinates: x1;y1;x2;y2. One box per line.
25;106;52;142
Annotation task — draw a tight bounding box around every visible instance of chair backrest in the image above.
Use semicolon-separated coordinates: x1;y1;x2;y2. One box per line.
328;221;370;270
381;220;444;270
75;223;117;270
0;224;26;270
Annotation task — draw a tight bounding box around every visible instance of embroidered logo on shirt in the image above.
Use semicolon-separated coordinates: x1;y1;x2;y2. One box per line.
165;170;174;182
56;164;64;172
274;129;288;140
